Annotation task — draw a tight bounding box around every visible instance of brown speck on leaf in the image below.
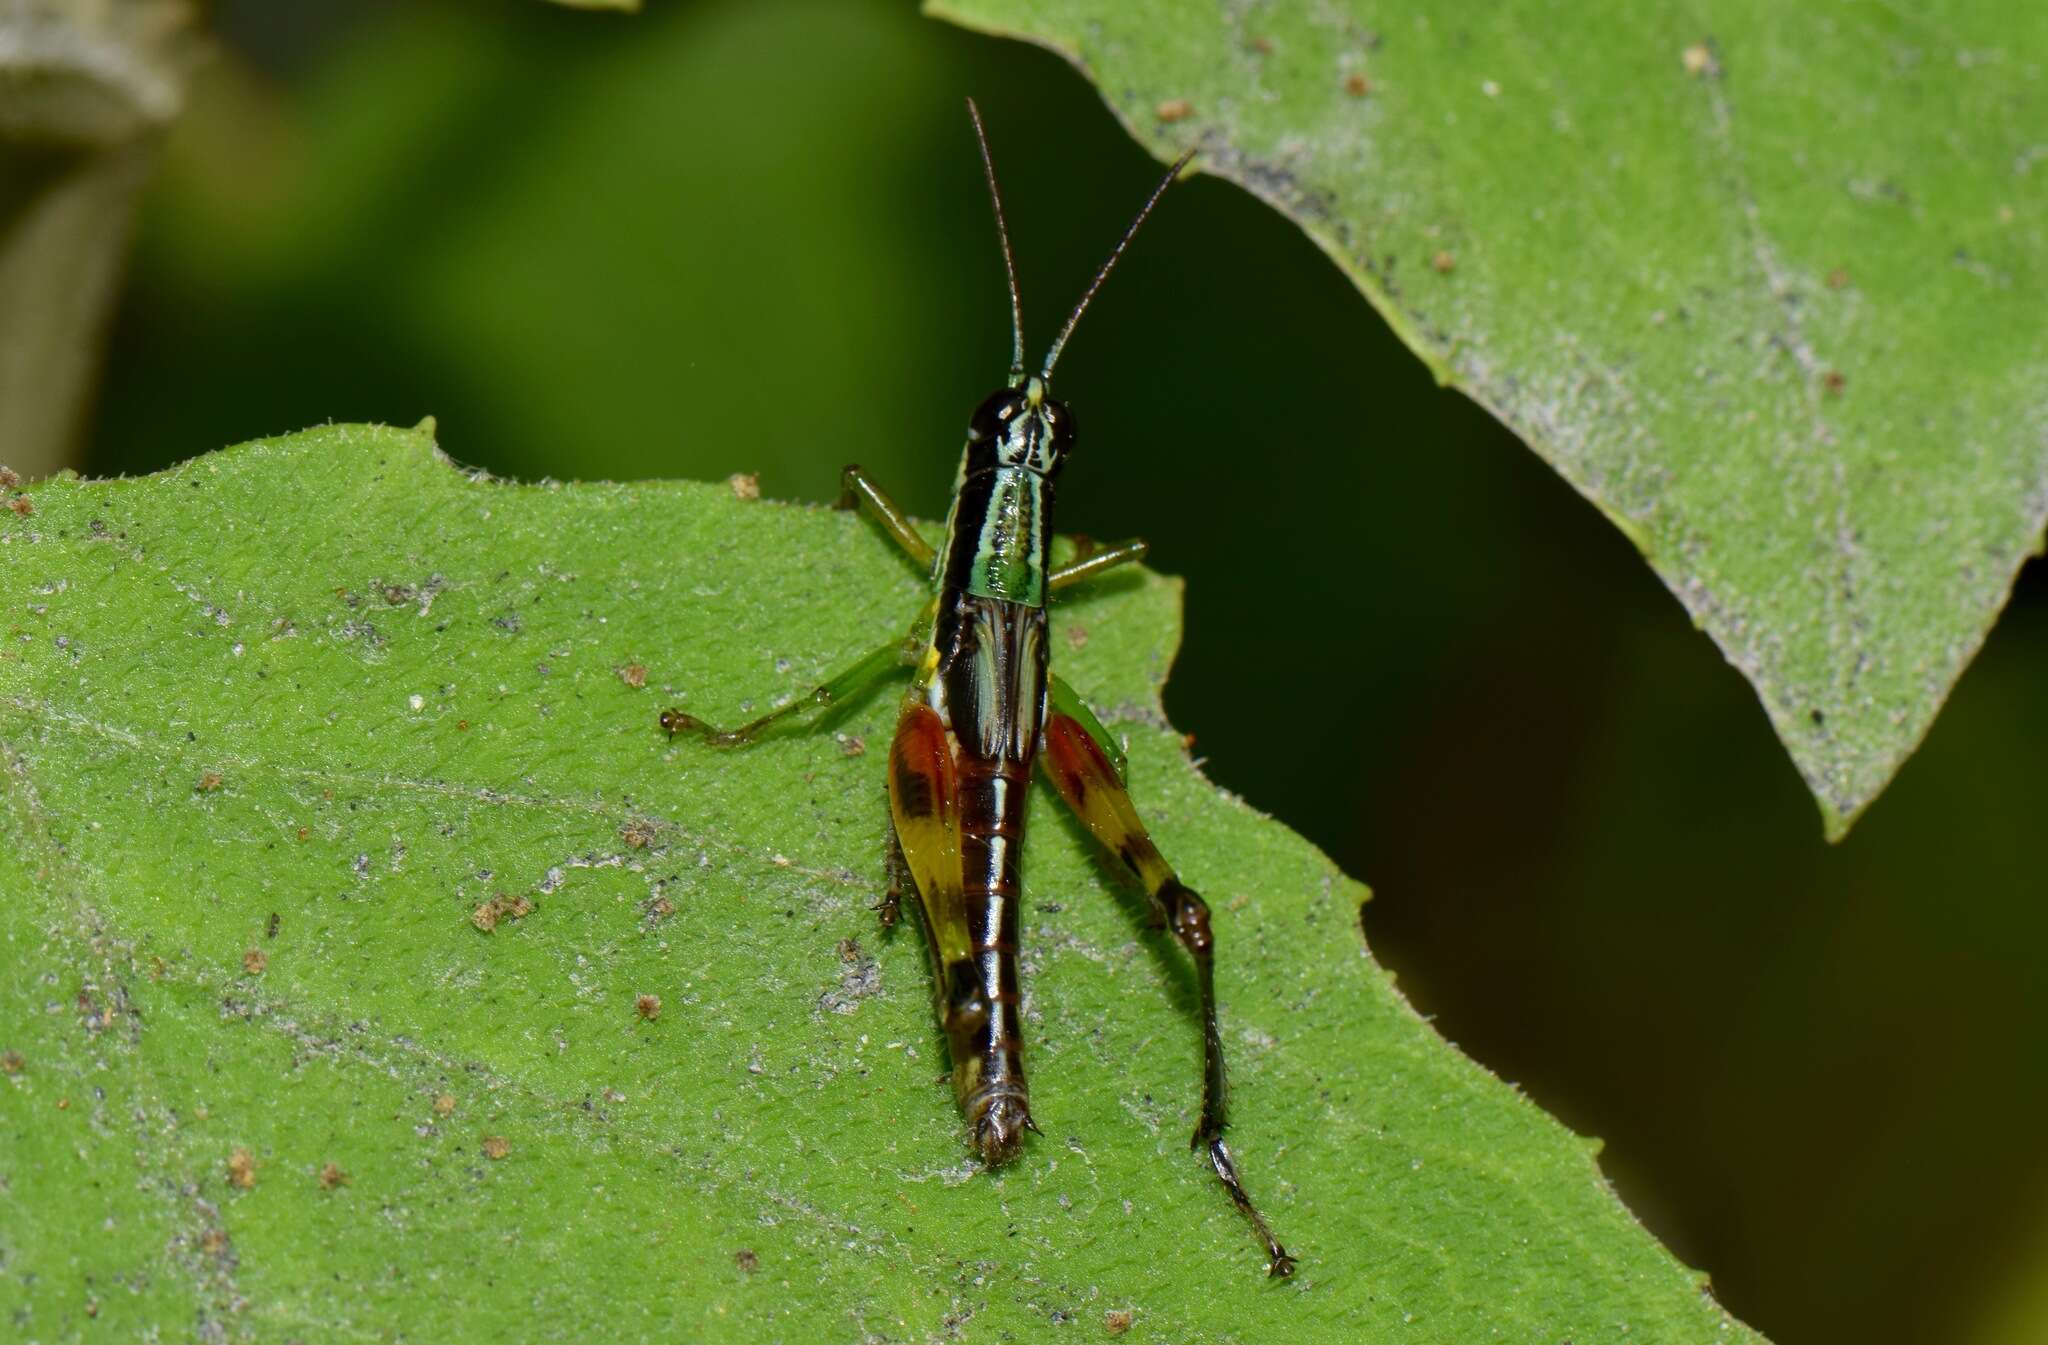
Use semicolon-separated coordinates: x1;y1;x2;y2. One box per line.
434;1093;457;1117
227;1147;257;1189
472;892;533;932
734;1248;760;1273
728;472;761;501
319;1162;349;1189
7;495;31;517
1344;72;1373;96
836;937;861;963
56;1096;70;1110
1822;369;1847;396
0;466;17;486
1826;266;1850;288
242;948;267;976
84;1299;99;1319
1104;1308;1134;1335
295;826;309;842
456;719;470;731
1249;35;1273;54
621;816;659;848
648;895;677;921
1155;98;1192;123
838;733;866;757
196;772;224;793
1065;624;1088;650
635;993;662;1021
481;1135;511;1160
199;1228;228;1257
1431;250;1456;274
0;1050;23;1073
620;663;648;688
1681;41;1719;78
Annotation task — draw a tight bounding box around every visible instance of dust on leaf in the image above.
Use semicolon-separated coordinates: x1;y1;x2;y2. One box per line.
0;424;1761;1340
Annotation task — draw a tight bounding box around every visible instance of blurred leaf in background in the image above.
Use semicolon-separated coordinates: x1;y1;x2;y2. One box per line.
66;2;2048;1343
1976;1201;2048;1345
0;0;198;477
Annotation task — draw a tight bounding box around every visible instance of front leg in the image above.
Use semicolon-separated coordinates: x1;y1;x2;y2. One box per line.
838;464;936;571
1037;686;1295;1279
1048;537;1146;591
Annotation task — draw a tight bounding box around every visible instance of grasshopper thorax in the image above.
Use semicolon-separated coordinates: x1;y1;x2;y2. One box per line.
965;375;1075;480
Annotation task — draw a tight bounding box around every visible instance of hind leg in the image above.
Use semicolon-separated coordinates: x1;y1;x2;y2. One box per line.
1038;679;1294;1278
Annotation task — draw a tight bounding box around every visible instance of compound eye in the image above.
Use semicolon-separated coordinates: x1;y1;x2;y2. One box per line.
1045;401;1076;450
968;389;1024;442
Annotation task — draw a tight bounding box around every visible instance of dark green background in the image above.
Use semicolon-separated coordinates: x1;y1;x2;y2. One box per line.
84;3;2048;1341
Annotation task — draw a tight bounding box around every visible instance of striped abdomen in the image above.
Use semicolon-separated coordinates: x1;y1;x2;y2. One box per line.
895;588;1047;1162
951;756;1032;1158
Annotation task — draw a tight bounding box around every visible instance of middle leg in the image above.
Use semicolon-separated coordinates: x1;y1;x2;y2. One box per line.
662;626;919;747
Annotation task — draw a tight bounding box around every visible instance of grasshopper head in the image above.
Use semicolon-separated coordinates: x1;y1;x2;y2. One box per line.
965;375;1075;479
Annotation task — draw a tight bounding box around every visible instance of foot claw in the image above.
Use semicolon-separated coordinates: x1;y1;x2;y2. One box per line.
658;709;755;747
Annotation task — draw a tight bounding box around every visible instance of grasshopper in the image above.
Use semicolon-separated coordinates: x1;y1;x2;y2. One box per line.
662;101;1292;1277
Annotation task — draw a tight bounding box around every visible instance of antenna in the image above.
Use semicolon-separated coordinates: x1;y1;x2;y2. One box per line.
966;98;1026;380
1040;147;1196;380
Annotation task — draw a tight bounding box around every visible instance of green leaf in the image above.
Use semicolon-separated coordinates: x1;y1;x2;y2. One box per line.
0;426;1758;1339
927;0;2048;838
